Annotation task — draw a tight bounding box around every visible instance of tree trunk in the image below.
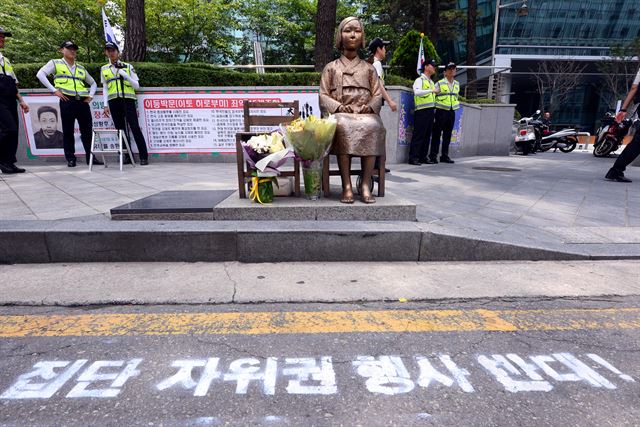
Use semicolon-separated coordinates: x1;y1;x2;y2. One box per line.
466;0;478;99
429;0;439;46
314;0;337;72
421;0;430;37
124;0;146;62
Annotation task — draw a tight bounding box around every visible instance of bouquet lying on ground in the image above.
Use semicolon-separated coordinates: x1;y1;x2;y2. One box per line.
241;131;294;203
282;115;337;199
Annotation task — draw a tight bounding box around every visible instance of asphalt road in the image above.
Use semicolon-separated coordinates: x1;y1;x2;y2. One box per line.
1;297;639;427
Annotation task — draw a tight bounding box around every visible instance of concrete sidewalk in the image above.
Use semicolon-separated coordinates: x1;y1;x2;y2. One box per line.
1;260;639;306
1;151;639;261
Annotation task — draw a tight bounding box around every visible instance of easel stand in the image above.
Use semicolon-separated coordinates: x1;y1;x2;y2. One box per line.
90;129;136;171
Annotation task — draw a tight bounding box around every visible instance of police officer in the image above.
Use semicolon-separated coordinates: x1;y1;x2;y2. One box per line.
408;59;437;165
430;62;460;164
101;41;149;165
0;27;30;174
605;65;640;183
36;41;99;167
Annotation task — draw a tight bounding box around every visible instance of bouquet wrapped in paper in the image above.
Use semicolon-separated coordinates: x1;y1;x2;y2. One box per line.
283;115;337;199
241;131;294;203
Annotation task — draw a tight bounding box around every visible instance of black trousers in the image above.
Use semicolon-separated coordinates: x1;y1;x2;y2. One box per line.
611;124;640;174
0;97;19;164
108;98;148;160
408;107;434;161
431;109;456;159
60;98;93;162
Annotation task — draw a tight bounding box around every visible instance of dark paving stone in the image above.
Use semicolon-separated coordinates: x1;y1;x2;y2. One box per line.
110;190;234;215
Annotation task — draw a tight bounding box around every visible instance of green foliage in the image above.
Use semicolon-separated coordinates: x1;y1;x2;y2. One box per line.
13;62;323;88
145;0;238;63
235;0;316;65
384;74;413;88
2;0;466;68
389;30;440;80
0;0;111;63
14;61;411;89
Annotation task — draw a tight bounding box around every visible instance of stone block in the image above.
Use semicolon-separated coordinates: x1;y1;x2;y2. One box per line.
0;231;51;263
238;222;421;262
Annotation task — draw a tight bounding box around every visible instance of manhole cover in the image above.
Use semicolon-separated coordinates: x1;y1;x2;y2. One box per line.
472;167;521;172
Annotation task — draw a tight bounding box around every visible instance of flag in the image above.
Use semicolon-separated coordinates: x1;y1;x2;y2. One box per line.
416;33;425;75
102;8;121;50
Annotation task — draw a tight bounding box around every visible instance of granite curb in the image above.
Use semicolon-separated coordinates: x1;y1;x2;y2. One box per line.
3;219;638;264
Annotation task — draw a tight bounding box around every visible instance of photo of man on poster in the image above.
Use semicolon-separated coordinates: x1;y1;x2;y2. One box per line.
33;105;64;149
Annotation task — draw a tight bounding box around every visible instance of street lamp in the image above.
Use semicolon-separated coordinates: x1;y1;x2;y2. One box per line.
488;0;528;99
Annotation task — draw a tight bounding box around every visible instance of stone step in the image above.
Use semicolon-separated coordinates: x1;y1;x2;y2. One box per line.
110;190;417;222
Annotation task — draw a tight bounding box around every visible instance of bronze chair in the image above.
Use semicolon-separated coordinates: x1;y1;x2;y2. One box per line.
322;152;386;198
236;101;300;198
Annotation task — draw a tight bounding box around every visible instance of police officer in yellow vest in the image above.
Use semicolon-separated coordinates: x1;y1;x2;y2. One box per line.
408;59;437;165
0;26;30;174
101;41;148;165
430;62;460;164
37;41;98;167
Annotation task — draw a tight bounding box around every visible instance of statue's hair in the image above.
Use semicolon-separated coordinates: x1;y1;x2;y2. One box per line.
335;17;366;51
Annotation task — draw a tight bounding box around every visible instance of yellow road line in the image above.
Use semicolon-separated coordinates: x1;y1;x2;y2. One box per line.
0;308;639;338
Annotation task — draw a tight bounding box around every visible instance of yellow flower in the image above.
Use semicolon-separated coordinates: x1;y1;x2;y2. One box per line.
268;132;285;153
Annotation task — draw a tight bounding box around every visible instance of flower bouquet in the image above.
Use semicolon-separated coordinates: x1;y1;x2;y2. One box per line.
241;131;294;204
283;115;337;200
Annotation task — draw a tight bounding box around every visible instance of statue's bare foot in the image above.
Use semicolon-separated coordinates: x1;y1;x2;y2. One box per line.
360;186;376;204
340;188;354;204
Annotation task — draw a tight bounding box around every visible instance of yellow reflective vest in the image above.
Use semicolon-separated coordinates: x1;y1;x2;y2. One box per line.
1;57;15;77
414;76;436;111
435;78;460;110
53;59;90;97
101;63;136;101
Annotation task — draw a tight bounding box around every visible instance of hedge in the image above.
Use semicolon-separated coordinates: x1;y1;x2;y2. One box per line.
14;62;413;90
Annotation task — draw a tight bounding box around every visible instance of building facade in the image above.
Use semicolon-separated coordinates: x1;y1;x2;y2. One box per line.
450;0;640;130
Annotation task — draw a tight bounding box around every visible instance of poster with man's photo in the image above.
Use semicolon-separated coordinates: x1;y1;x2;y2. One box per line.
23;94;117;157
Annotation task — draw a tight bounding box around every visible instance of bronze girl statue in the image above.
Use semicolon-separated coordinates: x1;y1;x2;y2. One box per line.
319;17;385;204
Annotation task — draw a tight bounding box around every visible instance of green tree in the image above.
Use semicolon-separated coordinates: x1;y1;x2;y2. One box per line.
0;0;109;63
145;0;238;63
356;0;463;46
389;30;439;79
236;0;316;66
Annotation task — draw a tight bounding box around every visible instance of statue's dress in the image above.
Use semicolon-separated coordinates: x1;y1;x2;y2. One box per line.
319;55;385;156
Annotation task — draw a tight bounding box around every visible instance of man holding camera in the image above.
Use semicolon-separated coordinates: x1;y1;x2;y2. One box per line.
101;41;148;165
37;41;98;167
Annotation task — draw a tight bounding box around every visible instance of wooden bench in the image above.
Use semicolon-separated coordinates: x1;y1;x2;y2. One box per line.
236;101;300;198
322;153;386;197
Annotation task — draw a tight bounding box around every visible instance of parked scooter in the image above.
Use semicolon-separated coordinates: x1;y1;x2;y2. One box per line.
513;116;537;155
527;111;578;153
536;126;579;153
593;110;635;157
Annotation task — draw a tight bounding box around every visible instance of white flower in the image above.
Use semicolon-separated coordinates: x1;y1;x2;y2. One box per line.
247;132;285;154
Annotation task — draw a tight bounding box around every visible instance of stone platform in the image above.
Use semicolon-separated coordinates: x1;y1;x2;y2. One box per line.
110;189;417;222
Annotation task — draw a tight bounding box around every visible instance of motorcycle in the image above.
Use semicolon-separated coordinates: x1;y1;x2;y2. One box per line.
528;111;578;153
513;116;537;155
593;110;634;157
